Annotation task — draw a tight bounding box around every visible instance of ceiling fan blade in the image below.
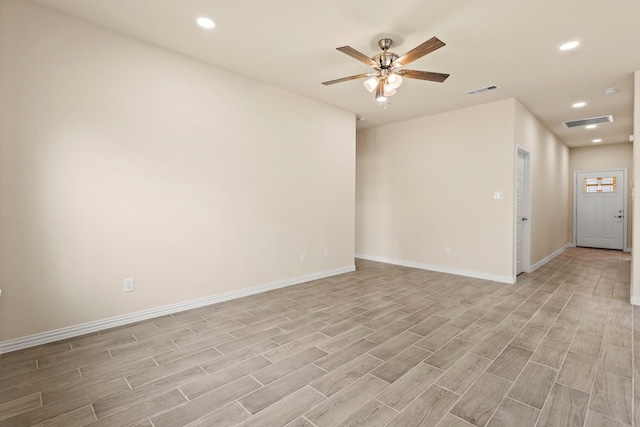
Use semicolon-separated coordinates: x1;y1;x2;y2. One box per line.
400;70;450;82
394;37;445;67
336;46;378;67
322;73;372;85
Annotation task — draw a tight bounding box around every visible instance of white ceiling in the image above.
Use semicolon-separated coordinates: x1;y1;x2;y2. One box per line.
29;0;640;148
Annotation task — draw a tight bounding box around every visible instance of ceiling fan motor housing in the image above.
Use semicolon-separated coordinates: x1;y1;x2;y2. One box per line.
373;52;399;69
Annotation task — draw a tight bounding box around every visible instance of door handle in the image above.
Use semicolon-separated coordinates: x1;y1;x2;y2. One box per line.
522;217;528;221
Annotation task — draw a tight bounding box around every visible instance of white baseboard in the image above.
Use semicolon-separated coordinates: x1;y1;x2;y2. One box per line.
0;265;355;355
528;244;572;273
355;254;515;284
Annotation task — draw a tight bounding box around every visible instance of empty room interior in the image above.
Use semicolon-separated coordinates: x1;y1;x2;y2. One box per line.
1;0;640;426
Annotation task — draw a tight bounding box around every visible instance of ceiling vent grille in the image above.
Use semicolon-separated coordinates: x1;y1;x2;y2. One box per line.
562;115;614;128
466;85;499;95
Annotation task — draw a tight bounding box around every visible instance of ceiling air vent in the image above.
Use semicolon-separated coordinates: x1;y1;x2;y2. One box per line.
562;115;614;128
466;85;499;95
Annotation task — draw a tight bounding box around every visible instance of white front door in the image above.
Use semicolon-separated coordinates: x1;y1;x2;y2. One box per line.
516;152;526;274
576;170;624;250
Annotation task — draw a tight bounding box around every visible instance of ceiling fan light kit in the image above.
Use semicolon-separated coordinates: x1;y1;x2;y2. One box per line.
375;79;387;102
387;73;403;88
364;77;378;92
322;37;450;102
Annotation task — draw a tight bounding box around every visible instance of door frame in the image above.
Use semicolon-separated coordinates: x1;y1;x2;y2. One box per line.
516;145;532;275
573;168;628;250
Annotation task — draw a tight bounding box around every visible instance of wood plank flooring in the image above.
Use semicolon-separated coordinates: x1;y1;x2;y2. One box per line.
0;247;634;426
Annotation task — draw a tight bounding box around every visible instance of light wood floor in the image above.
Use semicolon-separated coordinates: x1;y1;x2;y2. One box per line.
0;247;634;426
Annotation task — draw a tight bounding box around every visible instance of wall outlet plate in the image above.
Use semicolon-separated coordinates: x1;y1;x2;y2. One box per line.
123;278;135;293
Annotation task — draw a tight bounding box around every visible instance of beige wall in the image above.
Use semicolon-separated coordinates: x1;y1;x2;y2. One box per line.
0;0;355;342
633;71;640;302
356;99;517;281
356;99;572;282
514;101;572;266
570;143;633;249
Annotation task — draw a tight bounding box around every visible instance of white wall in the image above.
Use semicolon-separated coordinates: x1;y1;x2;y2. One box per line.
514;101;572;266
356;99;516;282
570;143;633;248
0;0;355;343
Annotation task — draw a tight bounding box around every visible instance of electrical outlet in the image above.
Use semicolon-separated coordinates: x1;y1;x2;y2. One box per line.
300;252;307;263
324;249;330;258
444;247;451;255
123;277;135;293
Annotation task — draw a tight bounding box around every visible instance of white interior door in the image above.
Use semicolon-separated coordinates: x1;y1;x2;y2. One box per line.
516;151;528;274
576;170;624;250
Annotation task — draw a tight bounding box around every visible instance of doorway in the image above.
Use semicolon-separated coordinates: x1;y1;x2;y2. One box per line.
574;169;626;250
516;146;531;275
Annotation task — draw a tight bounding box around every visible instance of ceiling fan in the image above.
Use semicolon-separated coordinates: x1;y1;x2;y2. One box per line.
322;37;449;102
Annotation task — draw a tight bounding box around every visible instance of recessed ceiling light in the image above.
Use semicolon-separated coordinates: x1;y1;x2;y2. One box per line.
356;117;366;122
585;124;597;129
592;139;602;143
572;102;586;108
560;41;580;51
196;17;215;29
604;87;618;95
